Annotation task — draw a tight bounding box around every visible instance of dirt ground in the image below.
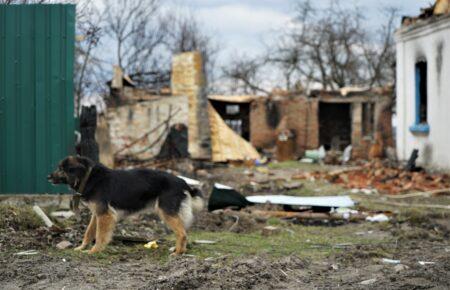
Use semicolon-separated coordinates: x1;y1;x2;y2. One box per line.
1;162;449;289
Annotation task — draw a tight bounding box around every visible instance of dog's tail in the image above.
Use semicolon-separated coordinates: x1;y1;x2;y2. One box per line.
187;187;204;213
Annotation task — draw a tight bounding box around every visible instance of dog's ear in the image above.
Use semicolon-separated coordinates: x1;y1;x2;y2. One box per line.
76;156;95;169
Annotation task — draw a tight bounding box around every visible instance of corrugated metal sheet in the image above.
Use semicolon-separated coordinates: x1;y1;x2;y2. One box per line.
0;4;76;193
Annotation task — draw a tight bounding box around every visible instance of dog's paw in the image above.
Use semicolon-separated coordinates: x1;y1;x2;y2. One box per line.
88;246;103;255
74;245;86;251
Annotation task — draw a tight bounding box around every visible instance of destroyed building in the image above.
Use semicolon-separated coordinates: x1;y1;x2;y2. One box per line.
211;88;393;161
396;0;450;169
99;52;260;166
100;51;393;166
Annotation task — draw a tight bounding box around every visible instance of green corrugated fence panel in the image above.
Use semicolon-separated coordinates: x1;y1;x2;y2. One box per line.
0;4;75;193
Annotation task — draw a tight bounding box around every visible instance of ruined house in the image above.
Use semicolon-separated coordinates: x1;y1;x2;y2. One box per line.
212;88;393;160
396;0;450;169
99;50;393;166
99;52;260;166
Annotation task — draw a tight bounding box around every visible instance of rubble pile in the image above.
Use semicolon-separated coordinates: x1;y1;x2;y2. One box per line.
296;161;450;195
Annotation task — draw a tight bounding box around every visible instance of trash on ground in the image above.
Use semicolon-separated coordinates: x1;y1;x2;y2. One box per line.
332;207;359;219
304;146;326;162
50;210;75;219
366;214;390;222
359;278;377;285
15;250;39;256
342;145;352;163
418;261;435;266
144;240;159;249
194;240;217;244
382;258;401;264
246;195;355;208
56;240;73;250
32;205;54;228
208;183;252;211
261;226;281;236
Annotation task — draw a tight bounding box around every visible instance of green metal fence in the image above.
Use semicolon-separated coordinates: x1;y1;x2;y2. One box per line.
0;4;76;193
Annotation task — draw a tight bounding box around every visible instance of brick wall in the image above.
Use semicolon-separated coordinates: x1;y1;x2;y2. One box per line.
105;96;188;160
171;52;211;159
250;96;319;157
250;95;392;160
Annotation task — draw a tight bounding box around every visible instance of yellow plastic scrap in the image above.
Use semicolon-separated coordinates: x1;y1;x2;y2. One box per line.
144;240;159;250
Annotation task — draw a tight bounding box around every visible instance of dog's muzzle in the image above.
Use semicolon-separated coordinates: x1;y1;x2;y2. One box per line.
47;170;67;184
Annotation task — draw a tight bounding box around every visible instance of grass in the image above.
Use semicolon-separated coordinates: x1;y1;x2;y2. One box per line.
45;222;393;264
285;179;346;196
185;223;391;260
267;160;330;171
0;204;43;230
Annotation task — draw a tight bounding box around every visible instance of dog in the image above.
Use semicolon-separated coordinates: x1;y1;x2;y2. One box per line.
48;155;203;255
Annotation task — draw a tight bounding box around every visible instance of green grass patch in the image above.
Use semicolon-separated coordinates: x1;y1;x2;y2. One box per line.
285;179;346;196
49;242;173;265
46;223;392;263
267;161;328;171
185;223;391;260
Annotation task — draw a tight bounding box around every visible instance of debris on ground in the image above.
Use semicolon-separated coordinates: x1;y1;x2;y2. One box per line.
193;240;217;244
282;181;303;190
50;211;75;220
15;250;39;256
418;261;435;266
381;258;401;264
304;146;326;163
294;160;450;195
144;241;159;250
394;264;409;272
261;226;281;236
56;240;73;250
245;195;355;208
359;278;377;285
32;205;54;228
405;149;421;172
366;214;390;223
208;183;252;211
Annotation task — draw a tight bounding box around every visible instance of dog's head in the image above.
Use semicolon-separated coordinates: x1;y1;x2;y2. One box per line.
47;156;94;188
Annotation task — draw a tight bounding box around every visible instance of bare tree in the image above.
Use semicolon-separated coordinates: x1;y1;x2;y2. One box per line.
74;1;103;112
363;7;398;87
222;55;269;95
102;0;167;78
267;0;398;91
166;12;220;89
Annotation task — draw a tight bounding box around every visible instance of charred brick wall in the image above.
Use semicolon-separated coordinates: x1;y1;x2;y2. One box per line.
250;96;319;157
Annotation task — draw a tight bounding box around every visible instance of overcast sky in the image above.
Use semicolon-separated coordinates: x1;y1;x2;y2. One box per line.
166;0;433;66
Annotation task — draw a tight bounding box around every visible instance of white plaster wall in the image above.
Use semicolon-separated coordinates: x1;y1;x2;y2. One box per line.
396;17;450;170
107;96;188;159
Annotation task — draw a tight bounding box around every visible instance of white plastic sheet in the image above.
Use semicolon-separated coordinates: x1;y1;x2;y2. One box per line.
245;195;355;208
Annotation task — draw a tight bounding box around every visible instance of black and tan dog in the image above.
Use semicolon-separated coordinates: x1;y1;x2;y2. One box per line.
48;156;203;255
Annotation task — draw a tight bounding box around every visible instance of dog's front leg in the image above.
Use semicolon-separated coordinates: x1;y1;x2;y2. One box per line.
88;211;116;254
74;214;97;251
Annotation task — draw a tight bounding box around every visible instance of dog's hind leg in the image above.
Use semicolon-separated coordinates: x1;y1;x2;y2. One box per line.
159;211;187;255
89;210;117;254
74;214;97;251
